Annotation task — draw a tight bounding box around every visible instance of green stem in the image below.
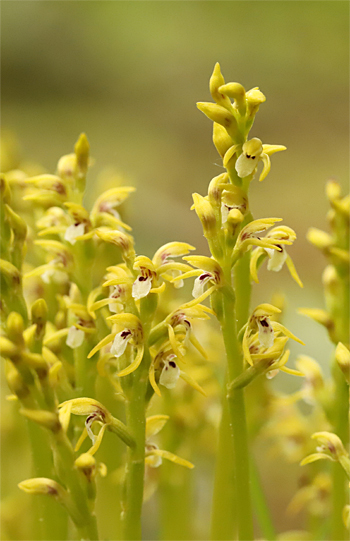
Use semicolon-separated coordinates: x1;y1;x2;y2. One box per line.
160;391;193;541
52;430;99;540
221;286;254;541
210;391;236;540
27;421;68;540
250;457;276;541
122;375;147;540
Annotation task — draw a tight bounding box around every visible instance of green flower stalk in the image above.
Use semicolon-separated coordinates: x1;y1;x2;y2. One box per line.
191;63;303;540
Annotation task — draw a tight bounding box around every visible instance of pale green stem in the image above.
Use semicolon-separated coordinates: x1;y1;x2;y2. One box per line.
210;390;236;540
221;280;254;541
52;430;99;540
250;457;276;541
121;369;147;540
159;391;193;541
27;419;68;540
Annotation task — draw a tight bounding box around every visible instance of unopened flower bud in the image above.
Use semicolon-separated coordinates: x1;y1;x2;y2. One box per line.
197;102;238;139
209;63;232;109
5;205;27;242
213;122;233;158
306;228;333;251
75;453;96;482
74;133;90;182
208;172;228;209
326;179;341;203
20;409;61;432
18;478;66;498
0;260;21;289
57;153;77;181
192;193;217;238
5;361;29;399
7;312;25;345
31;299;48;338
219;82;246;115
0;175;11;204
335;342;350;384
0;336;19;359
246;87;266;117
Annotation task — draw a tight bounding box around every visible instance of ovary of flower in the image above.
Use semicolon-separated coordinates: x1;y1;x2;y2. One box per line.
66;326;84;349
64;223;86;245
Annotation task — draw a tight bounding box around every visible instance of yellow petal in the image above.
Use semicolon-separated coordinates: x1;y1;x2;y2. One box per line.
118;345;144;377
272;321;305;345
150;282;166;294
43;328;69;346
88;333;115;359
258;153;271;182
145;415;169;439
189;333;208;359
300;453;333;466
179;371;207;396
148;449;194;469
148;363;162;398
286;255;303;288
88;424;108;456
75;427;89;452
242;326;253;367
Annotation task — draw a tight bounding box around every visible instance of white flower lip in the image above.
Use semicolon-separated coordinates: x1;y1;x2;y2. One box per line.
265;246;288;272
132;274;152;300
257;318;274;349
110;330;132;357
192;273;213;298
66;326;85;349
64;223;86;245
159;358;180;389
235;152;258;178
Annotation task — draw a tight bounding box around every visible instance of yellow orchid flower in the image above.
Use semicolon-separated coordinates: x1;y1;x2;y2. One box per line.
58;398;134;455
89;313;144;378
145;415;194;470
242;303;304;378
250;225;303;287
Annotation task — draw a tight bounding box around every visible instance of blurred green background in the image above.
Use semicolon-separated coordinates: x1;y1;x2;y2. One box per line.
1;1;349;539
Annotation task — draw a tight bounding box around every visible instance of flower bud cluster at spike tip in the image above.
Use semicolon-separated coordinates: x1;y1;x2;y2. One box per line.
197;63;286;185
